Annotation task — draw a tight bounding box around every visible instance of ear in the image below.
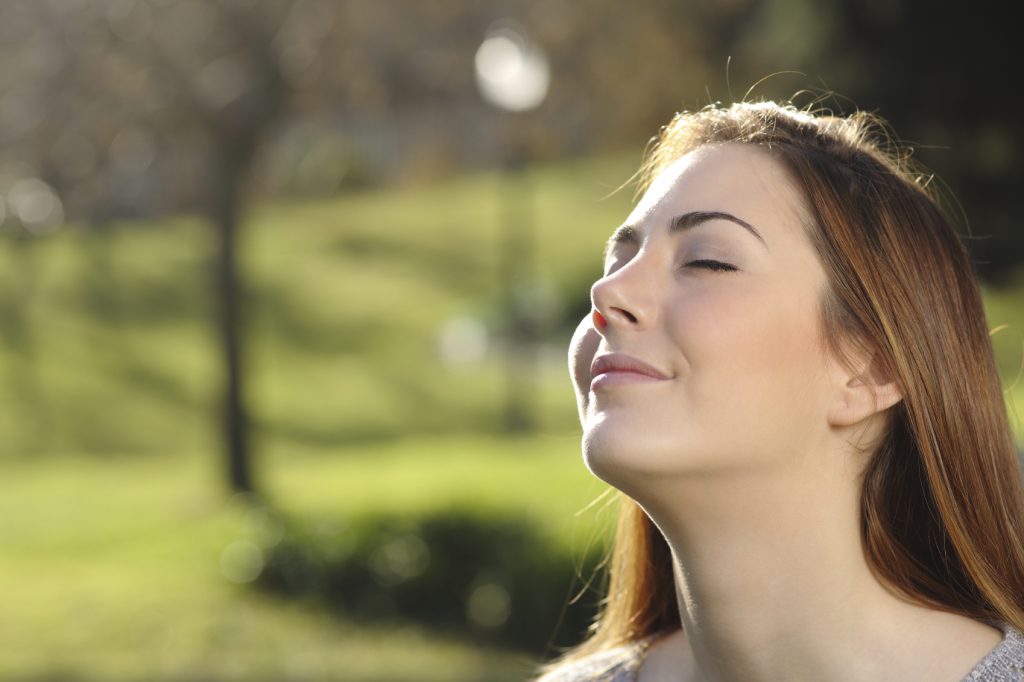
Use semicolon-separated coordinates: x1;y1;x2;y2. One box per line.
826;351;903;428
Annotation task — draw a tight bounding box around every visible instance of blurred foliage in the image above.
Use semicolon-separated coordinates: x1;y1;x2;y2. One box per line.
254;509;605;655
1;0;1022;274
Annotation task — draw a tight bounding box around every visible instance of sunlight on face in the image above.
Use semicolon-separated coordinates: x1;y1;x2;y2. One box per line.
569;144;835;489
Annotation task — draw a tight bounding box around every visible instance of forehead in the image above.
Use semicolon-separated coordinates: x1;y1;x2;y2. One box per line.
626;143;809;243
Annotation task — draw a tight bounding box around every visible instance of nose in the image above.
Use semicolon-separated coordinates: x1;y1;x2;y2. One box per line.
590;258;656;333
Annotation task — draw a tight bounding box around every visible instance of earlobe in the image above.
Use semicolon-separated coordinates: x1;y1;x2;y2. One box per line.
827;357;903;428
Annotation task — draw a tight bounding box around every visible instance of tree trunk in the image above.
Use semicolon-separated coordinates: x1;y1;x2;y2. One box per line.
211;166;253;494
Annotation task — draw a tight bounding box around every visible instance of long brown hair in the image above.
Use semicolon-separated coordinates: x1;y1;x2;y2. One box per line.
549;100;1024;667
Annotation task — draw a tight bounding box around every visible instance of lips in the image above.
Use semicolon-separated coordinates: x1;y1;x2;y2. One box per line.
590;353;671;388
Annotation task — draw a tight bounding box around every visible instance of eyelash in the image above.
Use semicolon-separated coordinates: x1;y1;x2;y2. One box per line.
686;259;737;273
602;257;738;278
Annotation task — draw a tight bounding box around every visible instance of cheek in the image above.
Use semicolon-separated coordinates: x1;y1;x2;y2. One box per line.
568;316;601;419
675;286;827;403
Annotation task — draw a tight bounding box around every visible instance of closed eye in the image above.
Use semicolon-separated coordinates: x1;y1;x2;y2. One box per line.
686;259;738;272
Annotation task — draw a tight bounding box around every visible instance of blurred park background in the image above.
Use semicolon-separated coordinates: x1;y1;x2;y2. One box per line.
2;1;1023;680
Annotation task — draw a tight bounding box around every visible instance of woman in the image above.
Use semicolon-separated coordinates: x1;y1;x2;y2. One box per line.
540;101;1024;681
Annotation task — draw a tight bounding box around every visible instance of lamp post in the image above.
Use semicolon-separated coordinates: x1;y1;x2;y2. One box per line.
474;23;550;432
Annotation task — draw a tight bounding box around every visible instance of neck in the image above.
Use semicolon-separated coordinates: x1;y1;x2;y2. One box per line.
630;455;1000;682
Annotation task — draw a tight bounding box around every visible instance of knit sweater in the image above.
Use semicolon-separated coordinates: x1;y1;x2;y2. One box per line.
540;623;1024;681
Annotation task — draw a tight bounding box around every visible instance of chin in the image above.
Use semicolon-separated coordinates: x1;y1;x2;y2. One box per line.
581;410;743;494
581;417;677;493
580;430;617;484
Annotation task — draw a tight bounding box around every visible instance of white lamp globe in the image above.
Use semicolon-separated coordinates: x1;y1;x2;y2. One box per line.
474;24;550;112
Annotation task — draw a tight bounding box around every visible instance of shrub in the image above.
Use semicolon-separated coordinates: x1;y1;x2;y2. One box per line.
249;507;606;655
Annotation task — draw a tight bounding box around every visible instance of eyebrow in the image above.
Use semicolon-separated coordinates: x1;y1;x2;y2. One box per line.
606;210;769;254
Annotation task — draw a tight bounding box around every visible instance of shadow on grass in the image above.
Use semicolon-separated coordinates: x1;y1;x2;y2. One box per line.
243;504;606;661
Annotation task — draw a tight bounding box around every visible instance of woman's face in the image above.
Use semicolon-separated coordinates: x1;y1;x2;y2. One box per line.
569;143;837;485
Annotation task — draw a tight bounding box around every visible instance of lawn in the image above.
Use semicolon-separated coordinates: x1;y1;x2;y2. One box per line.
0;153;639;458
0;434;615;681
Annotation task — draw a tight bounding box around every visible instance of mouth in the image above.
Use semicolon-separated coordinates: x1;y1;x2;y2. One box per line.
590;353;672;390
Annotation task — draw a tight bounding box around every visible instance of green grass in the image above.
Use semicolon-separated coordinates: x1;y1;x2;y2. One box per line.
0;434;613;681
0;155;638;680
0;155;638;457
262;433;612;532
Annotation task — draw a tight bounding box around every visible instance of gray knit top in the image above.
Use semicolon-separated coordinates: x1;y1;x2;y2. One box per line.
540;622;1024;681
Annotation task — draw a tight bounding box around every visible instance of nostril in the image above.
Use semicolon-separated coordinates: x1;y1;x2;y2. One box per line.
593;310;607;330
613;307;638;324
